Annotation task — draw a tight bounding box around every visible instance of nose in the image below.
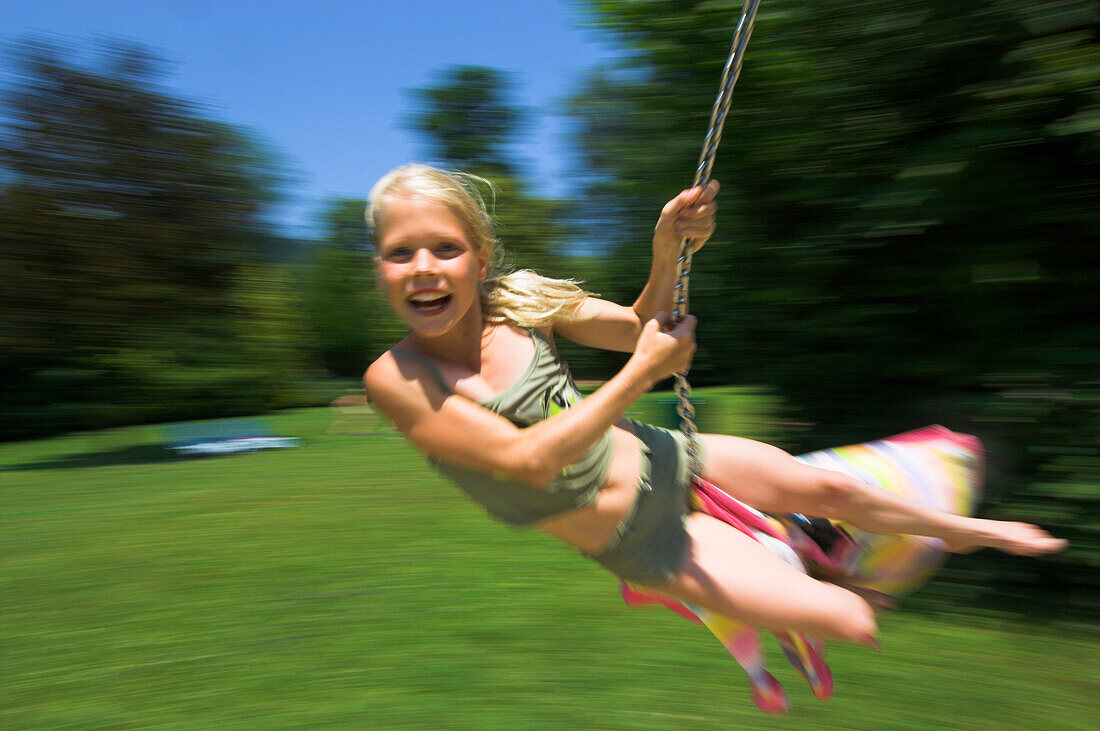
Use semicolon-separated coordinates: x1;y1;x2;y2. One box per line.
411;247;437;274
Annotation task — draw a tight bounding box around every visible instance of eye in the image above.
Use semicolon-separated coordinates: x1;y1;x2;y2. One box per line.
436;241;463;258
383;246;413;263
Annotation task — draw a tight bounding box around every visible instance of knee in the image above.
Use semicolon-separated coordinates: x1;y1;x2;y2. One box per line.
831;593;879;645
814;470;859;517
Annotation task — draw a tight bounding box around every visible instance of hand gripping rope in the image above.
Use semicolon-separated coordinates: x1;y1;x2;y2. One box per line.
672;0;762;479
637;13;983;708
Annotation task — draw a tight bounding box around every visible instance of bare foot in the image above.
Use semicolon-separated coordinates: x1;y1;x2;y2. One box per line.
943;518;1068;556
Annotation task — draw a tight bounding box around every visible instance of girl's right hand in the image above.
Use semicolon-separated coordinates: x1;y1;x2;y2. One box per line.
631;312;697;383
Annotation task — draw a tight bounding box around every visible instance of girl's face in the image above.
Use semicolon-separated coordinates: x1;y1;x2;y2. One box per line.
375;195;488;338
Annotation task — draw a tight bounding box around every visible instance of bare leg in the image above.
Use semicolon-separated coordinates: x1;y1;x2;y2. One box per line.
650;513;879;644
699;434;1067;556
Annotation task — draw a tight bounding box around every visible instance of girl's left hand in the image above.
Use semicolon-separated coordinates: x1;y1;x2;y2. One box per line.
653;180;720;257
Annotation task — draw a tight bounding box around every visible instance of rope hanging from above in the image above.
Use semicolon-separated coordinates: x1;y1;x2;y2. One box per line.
672;0;763;479
623;11;992;715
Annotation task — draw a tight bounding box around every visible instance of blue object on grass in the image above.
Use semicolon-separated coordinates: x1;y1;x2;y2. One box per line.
163;418;299;457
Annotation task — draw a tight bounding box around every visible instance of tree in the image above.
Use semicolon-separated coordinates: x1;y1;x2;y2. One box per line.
318;198;372;252
407;66;527;176
297;198;405;378
574;0;1099;411
573;0;1100;612
0;38;297;437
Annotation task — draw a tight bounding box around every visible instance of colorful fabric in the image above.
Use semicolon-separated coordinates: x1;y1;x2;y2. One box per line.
620;425;983;714
792;424;983;596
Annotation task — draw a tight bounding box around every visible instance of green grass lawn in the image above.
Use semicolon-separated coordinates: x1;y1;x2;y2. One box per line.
3;403;1098;729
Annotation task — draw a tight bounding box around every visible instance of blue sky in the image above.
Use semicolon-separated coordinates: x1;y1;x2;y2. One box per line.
1;0;619;237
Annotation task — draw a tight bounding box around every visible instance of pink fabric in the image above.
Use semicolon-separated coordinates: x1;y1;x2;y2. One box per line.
618;425;983;714
621;476;832;714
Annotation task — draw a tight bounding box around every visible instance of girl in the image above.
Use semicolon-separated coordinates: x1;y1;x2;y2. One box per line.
363;164;1065;645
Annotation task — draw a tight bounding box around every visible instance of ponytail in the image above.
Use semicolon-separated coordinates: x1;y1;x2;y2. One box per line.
480;270;589;329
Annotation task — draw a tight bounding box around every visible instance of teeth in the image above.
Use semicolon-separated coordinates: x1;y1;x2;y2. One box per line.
410;293;445;303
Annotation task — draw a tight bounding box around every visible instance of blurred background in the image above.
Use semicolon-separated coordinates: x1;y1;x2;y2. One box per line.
3;1;1098;727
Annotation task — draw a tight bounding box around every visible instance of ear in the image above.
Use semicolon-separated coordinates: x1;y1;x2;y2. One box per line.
478;253;488;281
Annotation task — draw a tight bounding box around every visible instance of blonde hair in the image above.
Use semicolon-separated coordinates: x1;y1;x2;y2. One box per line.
366;164;589;329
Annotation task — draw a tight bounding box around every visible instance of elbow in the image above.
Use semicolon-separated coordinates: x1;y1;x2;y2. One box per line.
520;459;560;489
629;308;646;336
508;447;560;489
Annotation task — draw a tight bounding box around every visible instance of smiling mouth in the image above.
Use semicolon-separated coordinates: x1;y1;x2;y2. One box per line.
408;293;453;315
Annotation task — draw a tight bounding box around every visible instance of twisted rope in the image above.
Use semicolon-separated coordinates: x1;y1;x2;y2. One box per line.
671;0;762;479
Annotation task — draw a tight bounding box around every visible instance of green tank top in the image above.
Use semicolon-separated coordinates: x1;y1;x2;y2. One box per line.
396;329;614;525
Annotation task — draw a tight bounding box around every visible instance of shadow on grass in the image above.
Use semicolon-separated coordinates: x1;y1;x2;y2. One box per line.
5;444;177;471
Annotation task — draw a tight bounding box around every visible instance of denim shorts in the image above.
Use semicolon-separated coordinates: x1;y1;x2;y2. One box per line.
592;421;704;585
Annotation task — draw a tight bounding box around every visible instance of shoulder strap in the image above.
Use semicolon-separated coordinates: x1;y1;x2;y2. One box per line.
390;348;453;394
528;327;555;352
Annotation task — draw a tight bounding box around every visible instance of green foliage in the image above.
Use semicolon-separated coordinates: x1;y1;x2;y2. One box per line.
299;243;373;377
1;39;288;356
575;0;1099;390
622;385;790;447
967;381;1100;613
485;174;572;277
407;65;527;175
317;197;372;251
230;263;312;408
298;242;402;378
296;198;405;378
573;0;1099;599
0;38;303;438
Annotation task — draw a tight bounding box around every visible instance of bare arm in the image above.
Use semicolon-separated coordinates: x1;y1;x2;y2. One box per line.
366;314;697;487
554;181;719;353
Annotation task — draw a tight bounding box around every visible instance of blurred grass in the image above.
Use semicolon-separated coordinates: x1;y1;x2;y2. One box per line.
3;398;1098;729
